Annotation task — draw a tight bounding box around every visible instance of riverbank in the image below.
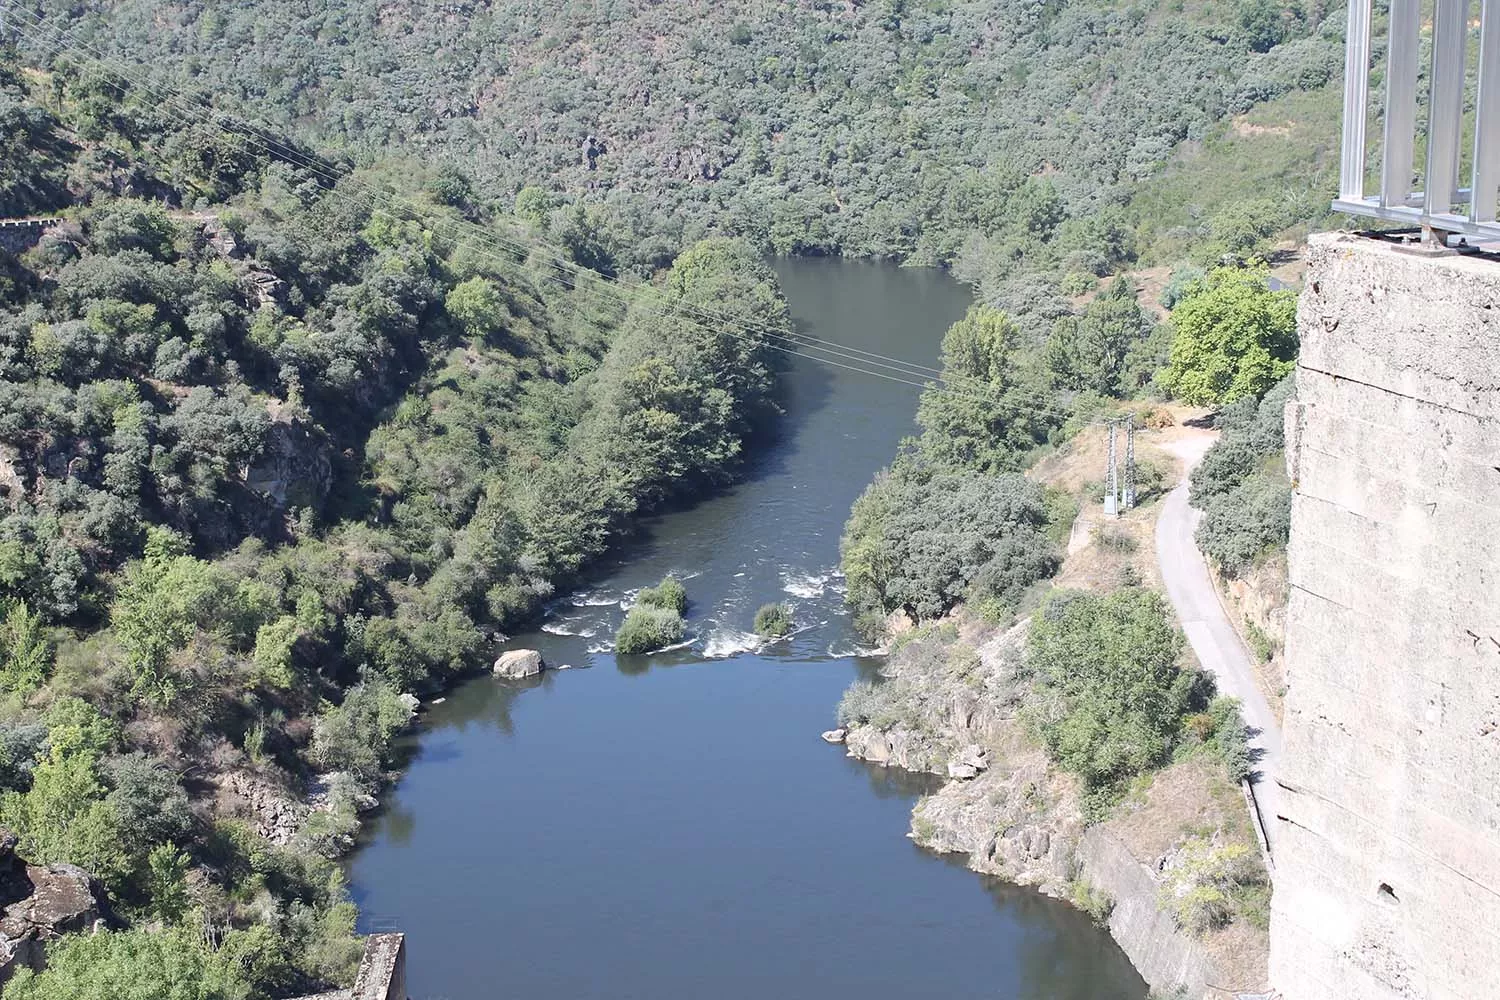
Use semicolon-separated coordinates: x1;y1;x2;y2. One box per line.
343;257;1147;1000
834;422;1272;998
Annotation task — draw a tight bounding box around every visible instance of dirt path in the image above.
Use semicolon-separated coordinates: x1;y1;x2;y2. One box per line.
1156;435;1284;860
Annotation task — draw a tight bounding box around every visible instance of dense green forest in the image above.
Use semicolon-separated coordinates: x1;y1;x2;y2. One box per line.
17;0;1344;305
0;50;793;995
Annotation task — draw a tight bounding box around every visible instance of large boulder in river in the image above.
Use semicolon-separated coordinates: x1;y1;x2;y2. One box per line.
493;649;544;678
0;828;113;987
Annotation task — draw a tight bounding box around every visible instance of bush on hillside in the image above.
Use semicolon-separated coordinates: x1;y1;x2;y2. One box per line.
1190;374;1295;575
1025;588;1193;798
842;461;1057;634
615;606;685;654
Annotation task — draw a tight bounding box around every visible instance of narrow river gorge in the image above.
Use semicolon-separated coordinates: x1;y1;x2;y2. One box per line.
346;258;1148;1000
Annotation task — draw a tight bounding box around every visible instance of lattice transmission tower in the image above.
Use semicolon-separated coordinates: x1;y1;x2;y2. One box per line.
1103;421;1119;516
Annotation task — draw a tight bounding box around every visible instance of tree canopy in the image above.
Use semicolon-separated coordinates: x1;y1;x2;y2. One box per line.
1161;266;1298;405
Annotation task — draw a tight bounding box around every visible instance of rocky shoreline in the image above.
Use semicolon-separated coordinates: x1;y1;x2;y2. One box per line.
833;616;1269;998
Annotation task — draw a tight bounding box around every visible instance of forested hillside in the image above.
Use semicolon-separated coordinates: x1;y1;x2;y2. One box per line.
19;0;1343;304
0;53;792;996
0;0;1343;991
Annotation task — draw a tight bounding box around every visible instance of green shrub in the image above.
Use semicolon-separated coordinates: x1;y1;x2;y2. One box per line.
1195;476;1290;574
1189;374;1295;574
614;606;685;654
1026;588;1192;795
4;923;275;1000
307;681;416;783
1069;876;1115;926
753;603;792;638
1245;617;1276;662
1159;838;1266;934
637;575;687;614
842;461;1057;630
0;599;51;693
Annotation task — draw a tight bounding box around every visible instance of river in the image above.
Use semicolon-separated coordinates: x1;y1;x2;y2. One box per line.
346;257;1148;1000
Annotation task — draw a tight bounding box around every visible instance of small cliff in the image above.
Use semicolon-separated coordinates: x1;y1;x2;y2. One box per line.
840;615;1269;997
1272;234;1500;999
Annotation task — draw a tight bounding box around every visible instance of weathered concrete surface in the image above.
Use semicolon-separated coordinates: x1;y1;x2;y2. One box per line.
289;932;406;1000
1078;826;1217;995
351;933;406;1000
1271;233;1500;1000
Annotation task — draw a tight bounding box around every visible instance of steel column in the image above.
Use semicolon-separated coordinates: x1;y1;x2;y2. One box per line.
1426;0;1471;216
1339;0;1374;201
1473;0;1500;222
1382;0;1421;208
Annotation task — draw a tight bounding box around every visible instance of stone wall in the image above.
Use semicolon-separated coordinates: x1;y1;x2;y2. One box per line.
290;933;406;1000
1272;233;1500;1000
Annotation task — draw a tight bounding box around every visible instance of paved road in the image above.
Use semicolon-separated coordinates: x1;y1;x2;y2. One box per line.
1156;437;1284;859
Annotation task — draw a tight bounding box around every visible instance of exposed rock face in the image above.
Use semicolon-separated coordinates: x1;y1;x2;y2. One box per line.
214;769;310;846
820;728;846;744
1272;234;1500;1000
945;743;989;779
493;649;544;678
839;622;1083;894
0;829;113;987
244;407;333;518
834;617;1259;996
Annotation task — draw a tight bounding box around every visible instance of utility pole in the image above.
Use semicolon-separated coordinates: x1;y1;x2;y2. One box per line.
1103;420;1119;516
1123;416;1137;510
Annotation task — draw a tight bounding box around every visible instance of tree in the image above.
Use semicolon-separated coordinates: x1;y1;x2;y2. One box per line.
1159;266;1297;405
444;276;507;340
0;742;132;889
4;925;267;1000
1026;588;1192;792
1045;277;1154;396
0;599;51;693
110;531;237;705
917;305;1061;473
841;463;1057;629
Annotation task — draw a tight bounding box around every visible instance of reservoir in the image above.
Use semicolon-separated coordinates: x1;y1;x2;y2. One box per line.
347;257;1148;1000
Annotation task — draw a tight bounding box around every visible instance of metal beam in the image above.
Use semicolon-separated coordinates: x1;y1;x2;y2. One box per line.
1340;0;1373;201
1426;0;1471;217
1474;0;1500;222
1382;0;1421;208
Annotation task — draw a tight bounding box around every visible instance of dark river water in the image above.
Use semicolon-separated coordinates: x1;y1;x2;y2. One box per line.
347;258;1148;1000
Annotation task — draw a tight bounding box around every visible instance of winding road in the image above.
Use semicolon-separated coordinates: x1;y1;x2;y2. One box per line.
1156;436;1284;859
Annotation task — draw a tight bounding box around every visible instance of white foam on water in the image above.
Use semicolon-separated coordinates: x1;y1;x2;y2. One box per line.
781;570;832;599
541;620;600;638
653;637;697;654
826;642;882;659
702;628;763;659
572;590;619;607
586;641;612;655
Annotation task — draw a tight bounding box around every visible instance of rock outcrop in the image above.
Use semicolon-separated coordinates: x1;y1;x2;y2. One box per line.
835;616;1265;996
244;403;333;520
493;649;544;678
213;768;311;846
0;829;113;987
